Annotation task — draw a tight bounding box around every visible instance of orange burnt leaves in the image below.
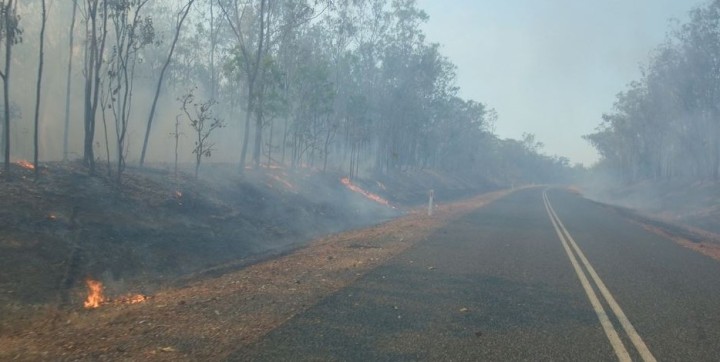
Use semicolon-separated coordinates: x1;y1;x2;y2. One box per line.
340;177;392;207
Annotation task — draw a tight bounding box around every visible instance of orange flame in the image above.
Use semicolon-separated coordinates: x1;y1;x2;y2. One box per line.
116;293;148;305
83;278;148;309
270;174;295;190
341;177;392;207
15;160;35;170
83;278;106;309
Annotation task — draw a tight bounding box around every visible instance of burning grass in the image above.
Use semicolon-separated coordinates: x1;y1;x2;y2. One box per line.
0;189;513;361
83;278;105;309
82;278;148;310
341;177;392;207
14;160;35;170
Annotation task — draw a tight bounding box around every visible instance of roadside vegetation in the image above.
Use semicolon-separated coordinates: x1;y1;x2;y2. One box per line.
585;0;720;183
0;0;574;186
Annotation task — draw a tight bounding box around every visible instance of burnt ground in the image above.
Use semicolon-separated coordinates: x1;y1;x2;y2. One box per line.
580;181;720;261
0;161;493;336
584;180;720;234
0;181;511;361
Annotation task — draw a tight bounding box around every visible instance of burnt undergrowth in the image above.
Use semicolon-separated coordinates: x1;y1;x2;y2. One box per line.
0;161;493;326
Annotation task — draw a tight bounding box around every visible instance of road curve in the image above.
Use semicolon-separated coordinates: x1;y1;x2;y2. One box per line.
232;188;720;361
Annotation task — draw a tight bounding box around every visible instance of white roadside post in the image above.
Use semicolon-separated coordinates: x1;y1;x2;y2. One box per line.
428;189;434;216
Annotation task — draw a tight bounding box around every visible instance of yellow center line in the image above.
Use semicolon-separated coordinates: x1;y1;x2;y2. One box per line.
544;190;656;362
543;190;656;362
543;190;632;362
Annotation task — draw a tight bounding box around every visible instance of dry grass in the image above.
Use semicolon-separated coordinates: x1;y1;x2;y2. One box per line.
0;189;513;361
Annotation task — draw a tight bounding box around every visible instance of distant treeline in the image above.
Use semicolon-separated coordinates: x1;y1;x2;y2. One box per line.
0;0;573;185
586;0;720;182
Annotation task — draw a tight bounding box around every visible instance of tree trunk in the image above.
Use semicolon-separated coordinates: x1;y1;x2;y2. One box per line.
253;85;264;168
239;81;253;171
82;0;108;172
209;0;217;100
2;0;15;175
281;116;289;164
251;0;268;169
33;0;47;179
139;0;195;167
266;117;273;166
63;0;78;161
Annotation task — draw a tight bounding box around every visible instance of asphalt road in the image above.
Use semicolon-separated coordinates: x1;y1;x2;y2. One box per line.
231;188;720;361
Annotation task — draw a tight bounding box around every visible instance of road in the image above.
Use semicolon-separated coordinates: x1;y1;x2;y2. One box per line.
231;188;720;361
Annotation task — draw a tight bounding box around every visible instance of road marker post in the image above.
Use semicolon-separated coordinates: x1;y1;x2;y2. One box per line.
428;189;434;216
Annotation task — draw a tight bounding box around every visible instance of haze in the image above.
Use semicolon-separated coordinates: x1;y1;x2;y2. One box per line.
418;0;700;165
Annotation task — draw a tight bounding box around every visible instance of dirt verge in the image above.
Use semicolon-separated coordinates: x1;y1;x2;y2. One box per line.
593;200;720;262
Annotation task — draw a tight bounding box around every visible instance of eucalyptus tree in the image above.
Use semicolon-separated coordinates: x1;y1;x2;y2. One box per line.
586;0;720;182
220;0;324;170
31;0;47;178
81;0;109;172
139;0;195;167
0;0;21;174
63;0;78;161
105;0;154;183
219;0;269;171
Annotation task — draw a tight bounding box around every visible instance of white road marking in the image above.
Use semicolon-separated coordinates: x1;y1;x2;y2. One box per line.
543;190;656;362
543;191;632;362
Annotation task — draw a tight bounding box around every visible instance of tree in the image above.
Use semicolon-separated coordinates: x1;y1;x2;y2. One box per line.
32;0;47;179
586;0;720;182
82;0;110;172
0;0;21;175
106;0;154;183
139;0;195;168
63;0;78;161
179;88;224;178
221;0;322;170
219;0;269;171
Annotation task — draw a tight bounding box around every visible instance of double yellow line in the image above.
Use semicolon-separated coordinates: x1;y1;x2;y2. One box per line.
543;189;655;362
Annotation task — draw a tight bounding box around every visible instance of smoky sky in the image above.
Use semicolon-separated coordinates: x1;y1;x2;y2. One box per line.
417;0;701;166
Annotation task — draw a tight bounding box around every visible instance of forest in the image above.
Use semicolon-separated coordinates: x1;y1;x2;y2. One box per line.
0;0;572;185
586;0;720;183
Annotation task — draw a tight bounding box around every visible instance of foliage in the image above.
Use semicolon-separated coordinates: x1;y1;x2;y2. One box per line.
0;0;573;187
585;0;720;182
180;88;225;178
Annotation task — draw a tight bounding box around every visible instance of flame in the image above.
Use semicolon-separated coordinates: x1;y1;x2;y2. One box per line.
116;293;148;304
15;160;34;170
83;278;106;309
83;277;148;309
341;177;392;207
270;174;295;190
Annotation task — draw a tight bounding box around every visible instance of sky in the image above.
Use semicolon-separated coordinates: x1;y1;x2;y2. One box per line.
416;0;704;166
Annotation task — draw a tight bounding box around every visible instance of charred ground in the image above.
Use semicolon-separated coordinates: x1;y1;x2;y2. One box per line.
0;161;495;330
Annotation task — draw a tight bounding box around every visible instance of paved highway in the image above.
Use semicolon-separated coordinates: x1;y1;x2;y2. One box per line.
232;188;720;361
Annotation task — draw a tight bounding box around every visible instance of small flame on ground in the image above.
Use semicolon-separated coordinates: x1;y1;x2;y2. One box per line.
270;174;295;190
341;177;392;207
83;278;106;309
15;160;35;170
83;277;148;309
116;294;148;304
